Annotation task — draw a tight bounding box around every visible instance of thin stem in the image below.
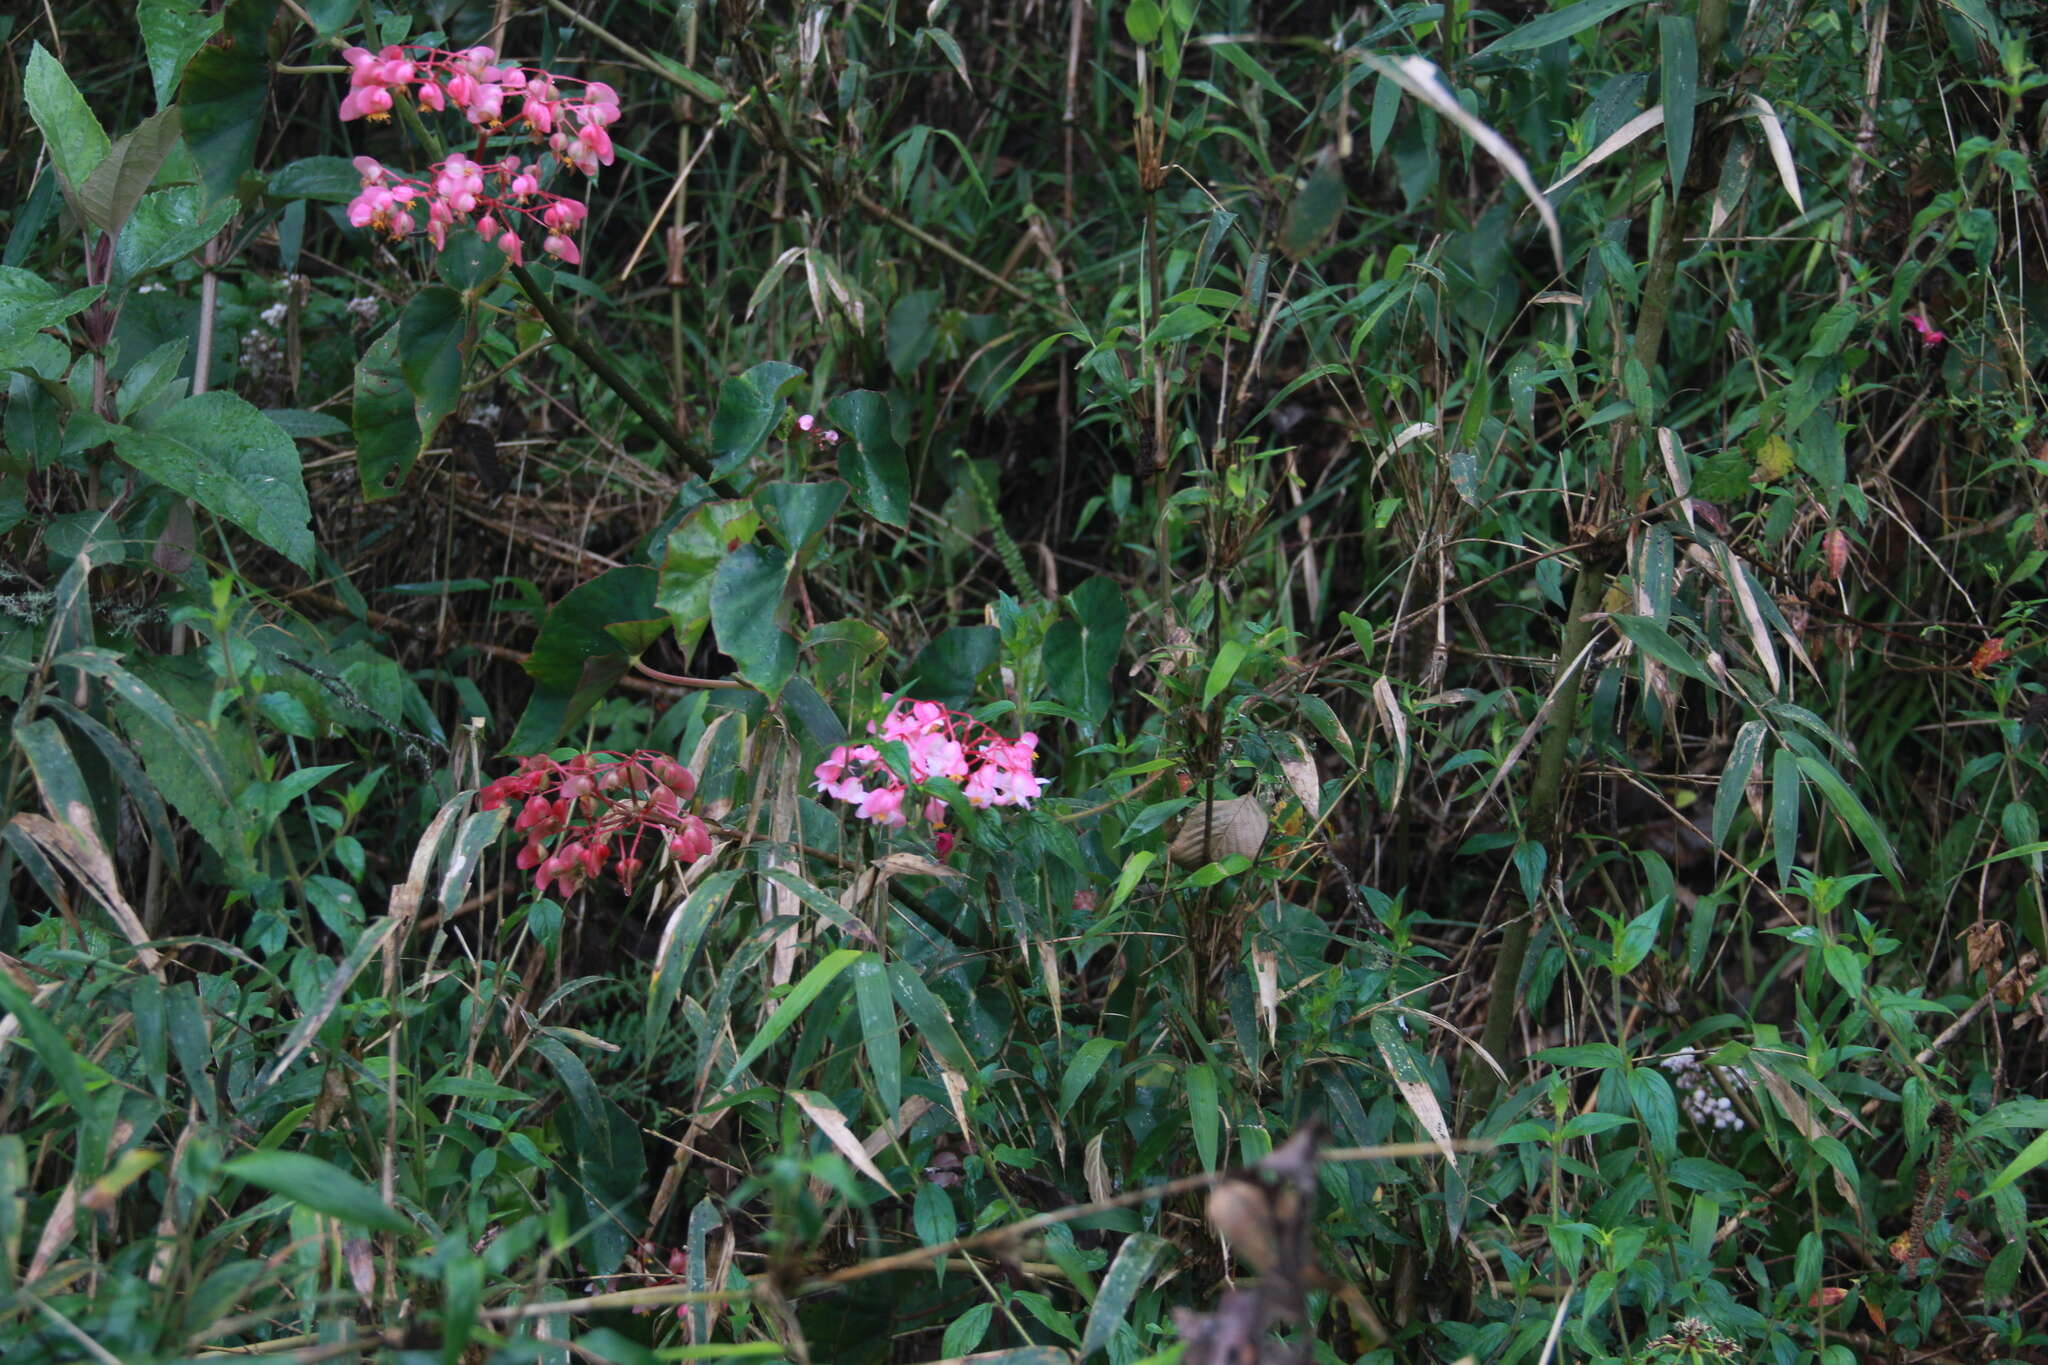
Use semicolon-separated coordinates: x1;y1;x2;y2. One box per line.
508;264;733;494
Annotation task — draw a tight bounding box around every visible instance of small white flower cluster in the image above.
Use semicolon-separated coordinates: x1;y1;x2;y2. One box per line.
346;295;381;324
239;325;284;378
136;281;169;295
1660;1047;1746;1132
259;300;290;329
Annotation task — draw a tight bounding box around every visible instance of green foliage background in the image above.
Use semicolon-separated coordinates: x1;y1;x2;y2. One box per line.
0;0;2045;1362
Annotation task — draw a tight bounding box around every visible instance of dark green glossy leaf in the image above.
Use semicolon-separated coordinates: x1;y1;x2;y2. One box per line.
756;479;848;558
353;329;422;501
710;542;795;699
396;287;466;477
141;0;221;107
657;500;760;656
177;0;276;202
710;360;804;469
1043;576;1126;727
907;626;999;706
826;389;910;527
1658;15;1697;191
116;187;236;287
1479;0;1646;54
507;566;663;752
1080;1232;1173;1358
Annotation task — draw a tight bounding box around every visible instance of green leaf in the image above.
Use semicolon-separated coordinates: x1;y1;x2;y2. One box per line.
353;329;424;501
657;500;760;656
221;1151;407;1233
711;543;796;699
1124;0;1164;44
396;286;466;479
1279;151;1346;260
1984;1129;2048;1195
0;972;99;1172
1794;754;1901;888
907;626;999;706
756;480;848;558
1105;850;1153;912
886;961;977;1073
826;390;910;527
1059;1036;1119;1111
1149;305;1225;350
263;156;362;204
1043;577;1126;727
76;109;184;237
24;44;111;201
709;360;804;469
507;566;663;751
1713;721;1767;847
941;1304;993;1360
912;1181;956;1276
1185;1063;1220;1172
1610;903;1663;976
1202;640;1249;707
111;392;315;569
140;0;222;108
853;957;902;1120
177;0;275;202
1479;0;1647;54
0;268;102;373
1080;1232;1173;1358
1658;15;1697;191
1771;747;1802;885
723;949;863;1087
1625;1066;1678;1156
1611;614;1718;688
115;187;236;286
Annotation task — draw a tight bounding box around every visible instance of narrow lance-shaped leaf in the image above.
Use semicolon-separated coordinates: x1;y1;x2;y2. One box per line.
1080;1233;1175;1358
1658;15;1698;192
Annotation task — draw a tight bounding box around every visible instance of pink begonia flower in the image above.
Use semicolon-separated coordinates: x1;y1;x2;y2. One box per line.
582;81;622;126
339;85;394;121
856;785;908;828
1906;313;1946;347
332;45;615;265
813;700;1048;850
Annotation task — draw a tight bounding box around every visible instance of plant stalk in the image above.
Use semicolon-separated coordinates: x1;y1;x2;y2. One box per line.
509;264;734;494
1468;0;1732;1115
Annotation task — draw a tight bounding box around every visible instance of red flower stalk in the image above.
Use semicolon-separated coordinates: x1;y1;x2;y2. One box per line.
480;750;711;898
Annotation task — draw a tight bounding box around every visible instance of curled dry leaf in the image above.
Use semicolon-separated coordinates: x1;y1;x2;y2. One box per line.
1169;795;1270;867
1275;733;1320;817
1962;920;2007;977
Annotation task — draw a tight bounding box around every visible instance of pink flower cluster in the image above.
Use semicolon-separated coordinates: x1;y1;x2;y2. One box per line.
480;750;713;898
796;413;842;446
813;700;1046;854
336;45;622;266
1906;313;1947;348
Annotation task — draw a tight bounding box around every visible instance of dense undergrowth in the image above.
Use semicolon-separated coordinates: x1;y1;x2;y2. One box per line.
1;0;2046;1362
